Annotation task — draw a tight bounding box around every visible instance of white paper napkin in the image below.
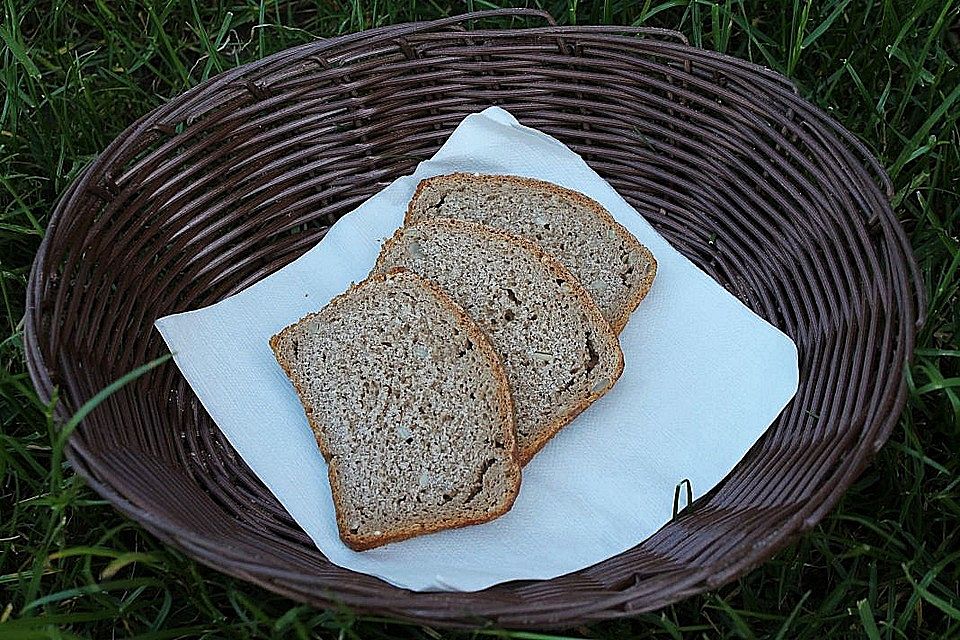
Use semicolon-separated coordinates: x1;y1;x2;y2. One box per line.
156;107;798;592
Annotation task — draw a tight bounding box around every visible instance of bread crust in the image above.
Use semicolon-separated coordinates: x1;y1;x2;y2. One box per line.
375;218;625;465
269;270;521;551
406;173;657;333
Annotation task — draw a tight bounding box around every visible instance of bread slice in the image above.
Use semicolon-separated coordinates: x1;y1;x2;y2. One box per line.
374;218;624;464
270;270;521;551
406;173;657;333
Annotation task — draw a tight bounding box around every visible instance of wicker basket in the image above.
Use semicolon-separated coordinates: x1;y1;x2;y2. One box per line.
25;9;921;628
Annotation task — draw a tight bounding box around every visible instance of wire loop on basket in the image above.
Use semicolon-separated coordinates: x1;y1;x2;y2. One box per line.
25;10;920;628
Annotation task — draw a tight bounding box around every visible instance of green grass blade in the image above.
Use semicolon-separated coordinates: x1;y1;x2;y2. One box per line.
0;26;42;80
55;354;171;446
802;0;854;48
857;599;882;640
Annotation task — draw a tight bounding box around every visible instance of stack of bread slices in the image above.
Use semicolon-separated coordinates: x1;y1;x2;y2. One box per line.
271;174;657;550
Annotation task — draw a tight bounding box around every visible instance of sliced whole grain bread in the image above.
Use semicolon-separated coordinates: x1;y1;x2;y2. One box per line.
406;173;657;333
270;270;521;551
374;218;624;464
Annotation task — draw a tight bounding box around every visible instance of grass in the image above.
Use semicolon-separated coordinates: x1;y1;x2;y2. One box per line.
1;0;958;637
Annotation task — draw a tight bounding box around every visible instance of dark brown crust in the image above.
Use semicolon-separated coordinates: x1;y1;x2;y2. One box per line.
269;269;521;551
375;218;625;465
268;337;331;461
406;173;658;334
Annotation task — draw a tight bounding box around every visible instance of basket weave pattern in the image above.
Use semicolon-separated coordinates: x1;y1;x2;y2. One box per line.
26;10;921;628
